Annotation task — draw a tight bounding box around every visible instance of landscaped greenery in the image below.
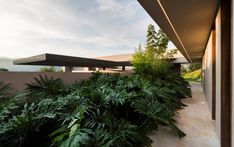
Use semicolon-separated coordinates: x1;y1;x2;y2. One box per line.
181;63;202;82
183;69;201;82
0;71;191;147
0;68;8;72
0;24;191;146
38;66;62;72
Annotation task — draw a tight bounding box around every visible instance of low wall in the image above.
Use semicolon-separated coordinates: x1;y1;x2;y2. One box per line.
0;72;132;92
0;72;93;91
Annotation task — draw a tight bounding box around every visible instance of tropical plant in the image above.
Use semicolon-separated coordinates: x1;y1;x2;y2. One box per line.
0;71;190;147
0;82;22;122
0;24;191;147
25;75;69;100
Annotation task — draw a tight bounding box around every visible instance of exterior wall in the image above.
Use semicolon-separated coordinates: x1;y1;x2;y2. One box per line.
215;9;221;143
202;9;221;144
0;72;132;92
0;72;93;91
202;33;213;114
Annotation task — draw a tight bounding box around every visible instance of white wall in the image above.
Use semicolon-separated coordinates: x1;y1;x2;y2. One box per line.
203;8;221;144
202;33;213;114
215;9;221;143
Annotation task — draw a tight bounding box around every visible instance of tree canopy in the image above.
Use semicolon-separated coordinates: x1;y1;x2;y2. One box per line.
132;24;178;76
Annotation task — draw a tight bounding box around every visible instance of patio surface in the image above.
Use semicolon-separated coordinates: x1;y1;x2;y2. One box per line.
149;83;220;147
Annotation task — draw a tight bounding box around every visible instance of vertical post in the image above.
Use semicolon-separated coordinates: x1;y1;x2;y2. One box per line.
122;66;125;71
65;66;73;72
220;0;231;146
212;30;216;120
103;67;106;70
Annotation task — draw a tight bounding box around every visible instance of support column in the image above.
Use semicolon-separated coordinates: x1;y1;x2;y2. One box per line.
220;0;231;146
65;66;73;72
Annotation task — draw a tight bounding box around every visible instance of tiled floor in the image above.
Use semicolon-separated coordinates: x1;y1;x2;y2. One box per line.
149;83;220;147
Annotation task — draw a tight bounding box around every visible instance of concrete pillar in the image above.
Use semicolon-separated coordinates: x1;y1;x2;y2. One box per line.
65;66;73;72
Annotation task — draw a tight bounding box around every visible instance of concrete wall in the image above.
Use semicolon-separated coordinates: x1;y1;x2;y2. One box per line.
0;72;132;92
0;72;93;91
215;9;221;143
202;8;221;144
202;33;213;114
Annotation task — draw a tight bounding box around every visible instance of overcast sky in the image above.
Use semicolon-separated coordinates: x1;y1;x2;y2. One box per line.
0;0;175;58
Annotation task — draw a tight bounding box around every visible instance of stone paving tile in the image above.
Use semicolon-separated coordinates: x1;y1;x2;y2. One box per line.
149;83;220;147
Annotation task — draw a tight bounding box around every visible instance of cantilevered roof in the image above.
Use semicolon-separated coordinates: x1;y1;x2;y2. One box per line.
13;53;131;67
95;54;133;62
95;52;188;64
138;0;219;62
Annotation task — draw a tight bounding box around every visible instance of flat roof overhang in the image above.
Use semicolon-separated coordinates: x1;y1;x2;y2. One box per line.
138;0;219;62
13;53;131;67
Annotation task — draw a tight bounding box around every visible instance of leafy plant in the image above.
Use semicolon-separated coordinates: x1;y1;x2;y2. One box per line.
25;75;69;100
0;68;8;72
38;66;62;72
0;24;191;147
0;82;23;122
188;63;201;72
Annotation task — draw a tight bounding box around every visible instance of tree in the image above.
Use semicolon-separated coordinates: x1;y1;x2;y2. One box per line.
181;65;188;75
132;24;178;76
145;24;177;59
188;63;201;72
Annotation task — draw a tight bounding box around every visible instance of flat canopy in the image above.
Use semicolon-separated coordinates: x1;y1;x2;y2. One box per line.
138;0;219;62
13;53;131;67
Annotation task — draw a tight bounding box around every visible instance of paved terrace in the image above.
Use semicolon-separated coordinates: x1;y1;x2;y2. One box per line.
150;83;220;147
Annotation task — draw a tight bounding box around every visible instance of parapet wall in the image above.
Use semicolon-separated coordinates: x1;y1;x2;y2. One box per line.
0;72;85;91
0;72;132;91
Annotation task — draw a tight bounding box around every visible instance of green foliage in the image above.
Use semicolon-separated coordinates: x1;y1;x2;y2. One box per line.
133;24;177;75
146;25;177;59
0;24;191;146
25;75;69;100
188;63;201;72
0;72;190;146
181;65;188;74
38;66;61;72
0;68;8;72
183;69;201;82
0;82;23;122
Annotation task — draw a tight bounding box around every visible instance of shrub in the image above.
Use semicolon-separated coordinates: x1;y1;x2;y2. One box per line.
0;68;8;72
0;25;191;147
38;66;62;72
0;72;190;146
188;63;201;72
183;69;201;82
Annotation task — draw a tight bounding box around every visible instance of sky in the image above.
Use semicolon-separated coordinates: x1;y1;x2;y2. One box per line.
0;0;175;58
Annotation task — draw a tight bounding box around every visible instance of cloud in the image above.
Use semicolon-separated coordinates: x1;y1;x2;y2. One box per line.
0;0;169;58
